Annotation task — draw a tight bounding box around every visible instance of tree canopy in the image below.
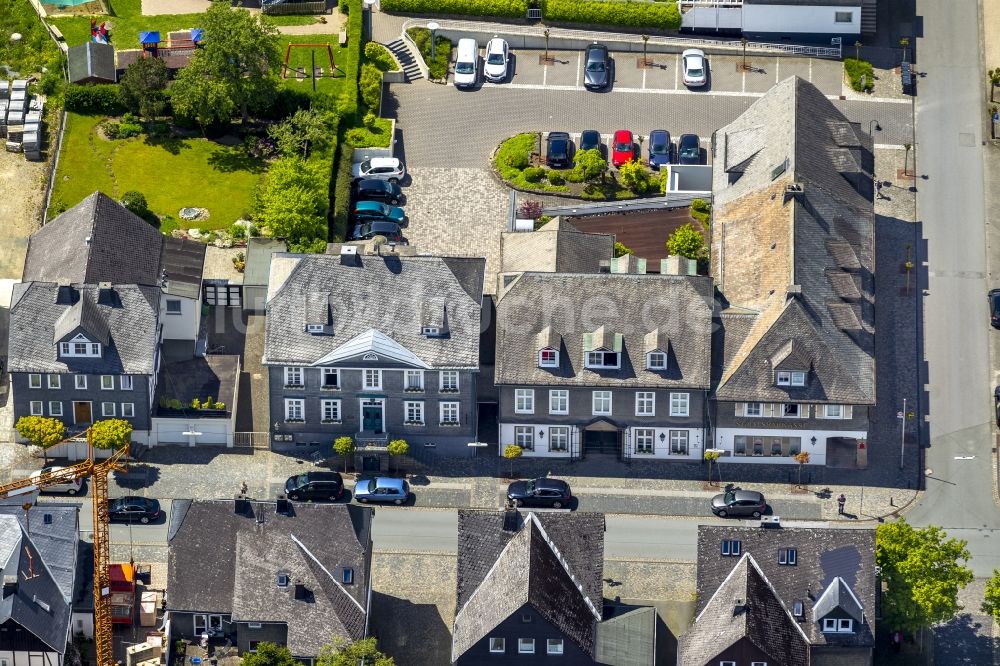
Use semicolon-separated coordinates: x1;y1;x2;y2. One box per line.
666;223;706;260
89;419;132;450
15;416;65;449
572;148;607;183
876;519;973;632
982;569;1000;621
253;157;329;250
119;56;168;122
317;638;394;666
269;108;337;159
241;642;300;666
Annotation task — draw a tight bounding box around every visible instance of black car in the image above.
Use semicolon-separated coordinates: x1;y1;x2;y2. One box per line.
579;129;602;155
990;289;1000;328
108;497;161;524
285;471;345;501
583;43;611;90
351;220;403;242
677;133;701;165
546;132;573;168
710;489;767;518
353;178;402;205
507;477;572;509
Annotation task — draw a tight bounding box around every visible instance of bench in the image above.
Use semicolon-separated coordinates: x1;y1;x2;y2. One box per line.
901;61;912;87
339;30;347;47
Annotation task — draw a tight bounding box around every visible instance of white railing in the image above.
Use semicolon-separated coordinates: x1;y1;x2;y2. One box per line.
399;29;431;80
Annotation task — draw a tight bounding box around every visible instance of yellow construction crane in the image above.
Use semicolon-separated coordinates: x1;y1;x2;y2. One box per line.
0;431;129;666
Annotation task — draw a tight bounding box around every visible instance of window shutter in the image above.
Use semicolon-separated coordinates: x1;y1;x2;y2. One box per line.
815;405;825;419
799;404;809;419
843;405;853;420
736;402;745;416
764;403;776;417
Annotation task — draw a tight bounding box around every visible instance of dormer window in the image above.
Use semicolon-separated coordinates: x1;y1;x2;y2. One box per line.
647;351;666;370
538;348;558;367
306;324;325;334
59;340;101;358
586;350;620;369
422;326;441;337
822;618;854;633
776;371;806;386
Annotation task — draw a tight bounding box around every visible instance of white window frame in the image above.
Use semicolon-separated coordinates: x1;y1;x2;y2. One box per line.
120;375;133;390
549;426;569;452
489;638;505;653
514;389;535;414
120;403;135;418
776;371;791;386
440;402;459;424
165;299;182;314
538;348;558;367
834;10;853;23
322;368;340;389
75;375;87;390
825;404;843;419
635;391;655;416
822;618;838;632
284;398;304;422
439;370;459;392
592;390;612;416
364;369;382;390
647;351;666;370
751;662;768;666
791;371;806;386
721;662;737;666
101;402;115;417
59;339;101;358
101;375;114;390
47;374;61;389
321;399;341;422
421;325;440;336
670;392;690;417
634;428;654;454
778;548;797;565
518;638;535;654
29;401;43;416
585;350;620;369
744;402;762;417
721;539;741;556
549;390;569;415
547;639;564;655
284;366;304;387
514;426;534;450
29;374;42;389
839;618;854;632
306;323;324;333
49;401;63;417
404;401;424;424
670;430;689;455
404;370;424;391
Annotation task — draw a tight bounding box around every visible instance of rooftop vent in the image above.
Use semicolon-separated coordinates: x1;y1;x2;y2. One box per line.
275;498;291;516
276;573;289;588
32;595;51;613
760;516;781;528
234;497;252;516
43;514;52;525
793;600;804;618
340;244;359;266
784;182;805;201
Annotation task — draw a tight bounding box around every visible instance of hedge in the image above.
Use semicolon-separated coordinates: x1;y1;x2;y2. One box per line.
406;27;452;80
545;0;681;29
844;57;874;93
381;0;529;18
339;0;365;120
65;84;126;115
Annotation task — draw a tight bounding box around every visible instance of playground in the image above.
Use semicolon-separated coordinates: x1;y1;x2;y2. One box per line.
278;34;350;95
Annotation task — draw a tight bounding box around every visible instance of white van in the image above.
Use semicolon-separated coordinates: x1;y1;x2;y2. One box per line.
453;38;479;88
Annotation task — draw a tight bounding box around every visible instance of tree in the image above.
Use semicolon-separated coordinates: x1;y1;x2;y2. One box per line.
121;190;149;218
387;439;409;474
503;444;523;478
16;416;65;463
252;157;329;249
169;56;237;129
334;436;355;472
703;449;721;486
169;1;280;125
89;419;132;450
573;148;607;183
667;223;706;260
617;158;649;193
119;56;168;122
793;451;810;488
241;642;300;666
613;241;633;258
268;108;337;159
981;569;1000;620
317;638;394;666
876;519;973;633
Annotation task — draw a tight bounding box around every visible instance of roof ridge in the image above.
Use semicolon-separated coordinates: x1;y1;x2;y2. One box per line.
525;512;602;622
289;533;366;614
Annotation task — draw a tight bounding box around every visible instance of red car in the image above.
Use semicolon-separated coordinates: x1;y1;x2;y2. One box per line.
611;129;635;168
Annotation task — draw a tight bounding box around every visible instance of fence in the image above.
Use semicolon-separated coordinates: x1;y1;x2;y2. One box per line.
541;191;712;217
263;0;327;14
234;432;271;450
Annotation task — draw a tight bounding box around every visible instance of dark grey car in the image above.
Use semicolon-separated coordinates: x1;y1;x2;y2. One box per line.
584;43;610;90
711;490;767;518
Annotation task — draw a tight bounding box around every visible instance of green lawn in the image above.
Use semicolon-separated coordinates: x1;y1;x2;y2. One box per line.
51;113;264;231
1;0;63;74
278;34;350;97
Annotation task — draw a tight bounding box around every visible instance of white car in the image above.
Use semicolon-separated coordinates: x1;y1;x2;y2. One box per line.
29;467;82;495
483;37;510;83
351;157;405;184
682;49;707;87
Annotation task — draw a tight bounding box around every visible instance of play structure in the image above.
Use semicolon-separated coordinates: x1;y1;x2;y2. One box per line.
140;28;204;55
90;19;108;44
281;42;339;80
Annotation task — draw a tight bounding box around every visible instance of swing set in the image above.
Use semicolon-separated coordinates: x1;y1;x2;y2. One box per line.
281;42;341;80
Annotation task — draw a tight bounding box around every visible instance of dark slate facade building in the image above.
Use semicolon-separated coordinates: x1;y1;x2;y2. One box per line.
710;76;875;468
495;261;714;461
166;499;373;659
681;524;876;666
263;246;485;458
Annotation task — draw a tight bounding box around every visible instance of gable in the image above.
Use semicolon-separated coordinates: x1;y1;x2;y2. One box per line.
310;329;430;369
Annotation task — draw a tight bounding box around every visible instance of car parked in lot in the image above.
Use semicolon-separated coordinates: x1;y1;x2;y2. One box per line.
29;467;81;495
285;471;344;501
351;220;403;242
108;497;161;524
990;289;1000;328
546;132;573;168
507;477;572;509
677;133;701;165
354;477;411;505
579;129;603;155
682;49;707;87
611;129;635;168
453;37;479;88
352;200;406;225
353;178;402;205
648;129;673;169
483;37;510;83
711;489;767;518
583;43;611;90
352;157;405;184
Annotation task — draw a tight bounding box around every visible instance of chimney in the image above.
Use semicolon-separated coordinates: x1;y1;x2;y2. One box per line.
786;285;802;300
294;583;310;601
3;575;17;598
98;281;114;304
275;497;291;516
502;506;520;532
234;497;252;516
340;245;359;266
661;256;697;276
732;598;748;615
784;182;805;202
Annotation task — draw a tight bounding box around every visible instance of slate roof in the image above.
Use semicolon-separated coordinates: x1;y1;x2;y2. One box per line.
8;282;161;375
680;553;810;666
68;42;116;83
23;192;205;299
167;500;373;656
0;505;78;604
711;77;874;404
695;525;876;649
454;510;605;661
499;217;613;282
744;0;858;5
495;273;714;388
0;514;74;653
263;253;485;369
595;605;657;666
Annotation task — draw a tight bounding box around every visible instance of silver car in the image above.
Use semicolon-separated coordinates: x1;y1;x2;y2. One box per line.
682;48;707;87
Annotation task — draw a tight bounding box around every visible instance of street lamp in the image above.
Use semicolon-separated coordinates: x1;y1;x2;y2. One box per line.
543;29;551;63
641;34;650;67
740;36;748;71
428;21;439;62
868;120;881;136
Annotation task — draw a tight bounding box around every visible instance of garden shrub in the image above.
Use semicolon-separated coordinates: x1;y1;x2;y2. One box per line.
105;113;143;139
364;42;399;72
120;191;149;217
545;0;681;29
844;57;874;92
382;0;529;18
359;63;383;112
406;28;452;80
331;142;354;241
65;84;125;115
523;166;545;183
518;200;543;219
547;171;565;185
691;198;712;224
495;133;535;175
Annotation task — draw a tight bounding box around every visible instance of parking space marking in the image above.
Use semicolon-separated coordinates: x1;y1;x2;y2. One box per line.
642;66;647;90
809;58;813;82
576;52;581;87
741;69;746;93
674;56;679;89
775;58;780;85
542;60;548;86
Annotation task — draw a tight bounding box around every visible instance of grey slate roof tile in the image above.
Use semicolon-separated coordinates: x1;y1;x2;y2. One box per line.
499;218;614;278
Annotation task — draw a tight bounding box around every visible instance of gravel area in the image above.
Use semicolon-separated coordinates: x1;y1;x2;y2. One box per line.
0;150;46;279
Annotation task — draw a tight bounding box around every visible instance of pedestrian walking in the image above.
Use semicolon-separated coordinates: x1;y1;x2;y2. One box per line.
837;493;846;514
239;480;248;497
892;630;902;653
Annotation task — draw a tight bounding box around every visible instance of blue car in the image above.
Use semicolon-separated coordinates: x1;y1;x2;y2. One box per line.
354;477;411;505
352;200;406;225
648;129;672;169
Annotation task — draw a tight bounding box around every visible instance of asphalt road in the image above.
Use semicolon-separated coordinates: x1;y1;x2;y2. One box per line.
902;0;1000;576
